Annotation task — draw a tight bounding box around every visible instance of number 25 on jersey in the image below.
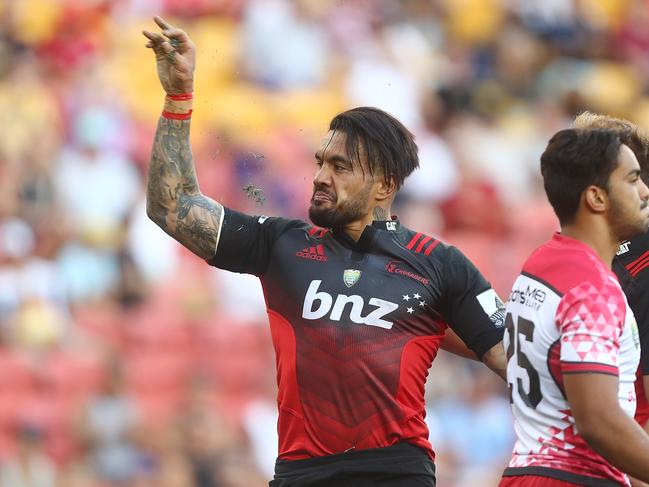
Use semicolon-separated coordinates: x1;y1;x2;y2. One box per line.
506;312;542;410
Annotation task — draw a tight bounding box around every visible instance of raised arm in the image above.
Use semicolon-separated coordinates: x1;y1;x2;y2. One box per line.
143;17;223;260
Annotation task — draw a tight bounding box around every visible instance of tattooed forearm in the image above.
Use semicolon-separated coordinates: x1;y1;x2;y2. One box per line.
146;117;223;259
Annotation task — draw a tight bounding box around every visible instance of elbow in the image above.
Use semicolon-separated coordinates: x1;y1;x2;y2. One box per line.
146;200;167;228
576;419;602;446
145;201;157;221
574;410;614;450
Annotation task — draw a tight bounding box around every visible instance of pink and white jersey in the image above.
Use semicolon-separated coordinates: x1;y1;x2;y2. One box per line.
503;233;640;487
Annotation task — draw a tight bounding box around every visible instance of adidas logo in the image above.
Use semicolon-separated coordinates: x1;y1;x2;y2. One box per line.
296;244;328;262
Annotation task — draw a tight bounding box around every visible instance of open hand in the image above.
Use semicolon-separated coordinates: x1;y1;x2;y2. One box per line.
143;16;195;95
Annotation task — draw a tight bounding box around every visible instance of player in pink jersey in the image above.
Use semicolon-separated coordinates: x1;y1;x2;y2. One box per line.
572;113;649;442
500;128;649;486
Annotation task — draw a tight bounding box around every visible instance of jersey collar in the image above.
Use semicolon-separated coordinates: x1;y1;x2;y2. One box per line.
331;217;400;251
371;216;400;232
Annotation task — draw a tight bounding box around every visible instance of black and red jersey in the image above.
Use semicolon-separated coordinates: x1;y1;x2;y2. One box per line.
614;231;649;425
208;208;505;462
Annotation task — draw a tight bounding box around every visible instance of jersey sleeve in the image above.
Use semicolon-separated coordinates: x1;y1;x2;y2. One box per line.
206;207;303;276
556;279;626;376
641;311;649;376
626;277;649;376
440;246;506;359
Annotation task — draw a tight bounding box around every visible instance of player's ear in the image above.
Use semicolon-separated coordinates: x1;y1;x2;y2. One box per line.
584;185;608;214
375;174;397;202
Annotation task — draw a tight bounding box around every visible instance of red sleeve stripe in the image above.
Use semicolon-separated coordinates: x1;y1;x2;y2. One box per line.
629;259;649;277
415;235;433;253
560;362;618;376
626;249;649;274
308;227;320;236
424;240;440;256
406;232;423;250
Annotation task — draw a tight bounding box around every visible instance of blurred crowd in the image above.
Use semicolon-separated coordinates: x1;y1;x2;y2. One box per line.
2;0;649;485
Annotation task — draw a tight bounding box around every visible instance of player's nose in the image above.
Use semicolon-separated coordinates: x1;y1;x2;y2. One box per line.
313;163;332;187
640;178;649;203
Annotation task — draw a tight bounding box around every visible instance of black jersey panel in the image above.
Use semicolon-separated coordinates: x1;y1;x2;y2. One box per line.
207;208;306;276
438;245;505;358
615;231;649;375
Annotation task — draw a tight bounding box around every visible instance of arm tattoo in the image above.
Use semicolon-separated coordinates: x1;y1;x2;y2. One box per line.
372;206;387;221
147;117;223;259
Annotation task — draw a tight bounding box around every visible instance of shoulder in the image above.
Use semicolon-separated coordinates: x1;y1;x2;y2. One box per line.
556;276;626;336
395;228;483;286
397;227;467;262
224;209;310;235
615;231;649;276
398;228;443;256
522;237;614;297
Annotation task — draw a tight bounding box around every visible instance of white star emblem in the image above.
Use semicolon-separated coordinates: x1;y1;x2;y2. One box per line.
413;293;421;299
419;300;426;307
407;307;414;314
403;295;411;301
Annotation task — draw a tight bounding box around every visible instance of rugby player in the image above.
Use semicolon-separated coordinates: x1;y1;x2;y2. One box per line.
500;128;649;486
572;112;649;445
143;17;507;487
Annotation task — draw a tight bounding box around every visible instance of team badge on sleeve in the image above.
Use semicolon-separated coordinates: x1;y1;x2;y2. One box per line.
477;288;505;327
343;269;362;288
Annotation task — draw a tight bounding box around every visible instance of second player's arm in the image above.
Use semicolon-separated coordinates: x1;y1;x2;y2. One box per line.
564;373;649;483
146;116;223;260
440;329;507;381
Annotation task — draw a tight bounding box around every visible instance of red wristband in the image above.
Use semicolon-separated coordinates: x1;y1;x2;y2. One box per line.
162;109;193;120
167;93;193;101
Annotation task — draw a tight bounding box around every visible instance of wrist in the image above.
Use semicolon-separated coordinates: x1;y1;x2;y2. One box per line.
162;92;193;120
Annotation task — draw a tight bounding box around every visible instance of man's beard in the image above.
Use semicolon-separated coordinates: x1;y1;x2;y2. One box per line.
608;191;649;243
308;183;372;229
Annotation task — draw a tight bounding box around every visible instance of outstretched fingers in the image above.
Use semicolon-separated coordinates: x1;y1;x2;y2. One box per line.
153;15;173;31
143;29;165;47
153;16;193;54
143;30;177;63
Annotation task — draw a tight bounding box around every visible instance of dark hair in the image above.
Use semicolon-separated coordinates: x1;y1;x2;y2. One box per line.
328;107;419;189
572;111;649;182
541;128;628;225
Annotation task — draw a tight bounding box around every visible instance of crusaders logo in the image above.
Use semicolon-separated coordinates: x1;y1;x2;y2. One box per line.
343;269;362;288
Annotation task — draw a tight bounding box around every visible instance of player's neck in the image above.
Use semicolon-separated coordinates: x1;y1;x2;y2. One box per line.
561;218;619;268
342;204;392;242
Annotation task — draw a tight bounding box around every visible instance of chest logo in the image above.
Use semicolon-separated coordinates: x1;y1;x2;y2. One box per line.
343;269;362;288
385;261;429;285
296;244;328;262
302;280;398;329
